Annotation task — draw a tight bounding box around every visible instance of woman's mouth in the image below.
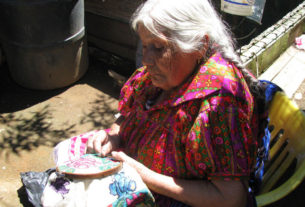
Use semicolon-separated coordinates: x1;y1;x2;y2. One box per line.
148;72;161;80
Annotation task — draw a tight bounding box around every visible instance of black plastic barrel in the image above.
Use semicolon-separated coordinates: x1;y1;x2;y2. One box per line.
0;0;88;90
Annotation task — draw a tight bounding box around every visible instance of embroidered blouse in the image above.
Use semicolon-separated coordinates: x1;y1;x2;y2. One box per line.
118;53;258;203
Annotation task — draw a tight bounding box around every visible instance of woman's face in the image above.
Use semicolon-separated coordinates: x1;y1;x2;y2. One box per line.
138;24;199;91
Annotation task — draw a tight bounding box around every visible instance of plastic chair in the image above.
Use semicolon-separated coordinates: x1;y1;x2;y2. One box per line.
256;91;305;207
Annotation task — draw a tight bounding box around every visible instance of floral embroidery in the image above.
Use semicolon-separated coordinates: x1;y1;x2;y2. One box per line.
108;172;156;207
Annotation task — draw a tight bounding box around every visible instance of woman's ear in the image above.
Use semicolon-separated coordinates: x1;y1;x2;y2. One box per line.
202;35;210;55
197;35;210;61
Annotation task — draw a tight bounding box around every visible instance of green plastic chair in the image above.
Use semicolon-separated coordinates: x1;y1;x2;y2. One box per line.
256;91;305;207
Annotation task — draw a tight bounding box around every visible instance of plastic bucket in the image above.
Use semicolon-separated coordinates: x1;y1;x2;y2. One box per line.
0;0;88;90
221;0;255;16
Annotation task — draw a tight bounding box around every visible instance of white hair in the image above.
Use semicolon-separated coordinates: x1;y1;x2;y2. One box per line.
131;0;241;66
131;0;266;119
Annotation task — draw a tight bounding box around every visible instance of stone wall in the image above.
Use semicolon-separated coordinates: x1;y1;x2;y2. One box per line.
240;1;305;77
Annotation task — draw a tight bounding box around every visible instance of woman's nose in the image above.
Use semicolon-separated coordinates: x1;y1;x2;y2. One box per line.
142;47;155;67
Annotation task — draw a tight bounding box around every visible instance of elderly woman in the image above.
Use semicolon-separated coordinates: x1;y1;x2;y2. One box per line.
55;0;268;206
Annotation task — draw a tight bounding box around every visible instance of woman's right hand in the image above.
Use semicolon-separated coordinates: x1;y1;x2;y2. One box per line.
86;129;119;157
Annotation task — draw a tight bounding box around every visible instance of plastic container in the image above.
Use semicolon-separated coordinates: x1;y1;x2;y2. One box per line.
221;0;255;16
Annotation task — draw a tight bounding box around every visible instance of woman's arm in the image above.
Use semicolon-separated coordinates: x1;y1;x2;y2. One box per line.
144;170;247;207
112;151;248;207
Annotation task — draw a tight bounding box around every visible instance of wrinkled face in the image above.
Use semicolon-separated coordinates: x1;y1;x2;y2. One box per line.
138;24;199;91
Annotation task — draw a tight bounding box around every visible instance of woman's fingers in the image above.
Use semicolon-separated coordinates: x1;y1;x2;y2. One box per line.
86;130;108;154
111;151;149;179
99;141;113;157
111;151;138;168
92;134;103;154
111;151;125;161
86;136;95;154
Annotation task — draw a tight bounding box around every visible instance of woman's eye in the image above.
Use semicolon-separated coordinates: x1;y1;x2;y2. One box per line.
142;44;164;54
154;45;164;52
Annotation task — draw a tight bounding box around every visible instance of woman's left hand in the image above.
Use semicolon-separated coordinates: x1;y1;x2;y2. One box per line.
111;151;149;176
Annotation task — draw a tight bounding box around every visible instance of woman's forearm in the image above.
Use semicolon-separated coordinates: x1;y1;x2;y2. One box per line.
139;166;247;207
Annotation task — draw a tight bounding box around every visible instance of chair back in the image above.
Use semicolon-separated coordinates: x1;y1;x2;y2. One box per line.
259;91;305;193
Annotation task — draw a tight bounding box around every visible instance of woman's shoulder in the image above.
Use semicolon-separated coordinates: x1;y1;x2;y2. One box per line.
207;53;253;100
205;53;242;80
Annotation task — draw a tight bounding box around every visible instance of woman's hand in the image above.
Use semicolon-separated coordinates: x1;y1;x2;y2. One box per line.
111;151;156;190
86;129;120;156
86;117;122;156
111;151;148;175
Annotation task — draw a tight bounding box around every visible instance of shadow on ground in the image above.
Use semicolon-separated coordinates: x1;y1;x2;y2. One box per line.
0;63;68;114
0;54;130;159
0;105;76;155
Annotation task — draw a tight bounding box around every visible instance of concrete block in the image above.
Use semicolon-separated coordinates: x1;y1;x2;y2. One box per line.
255;41;268;49
247;45;262;56
260;36;274;46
